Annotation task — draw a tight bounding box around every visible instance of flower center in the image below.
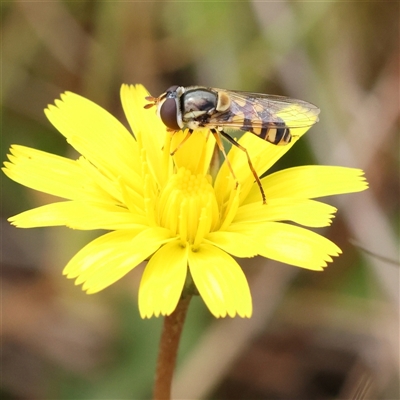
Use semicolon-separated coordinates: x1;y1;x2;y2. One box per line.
157;167;219;246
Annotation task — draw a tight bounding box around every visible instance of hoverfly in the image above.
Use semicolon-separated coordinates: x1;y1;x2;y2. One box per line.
145;85;320;203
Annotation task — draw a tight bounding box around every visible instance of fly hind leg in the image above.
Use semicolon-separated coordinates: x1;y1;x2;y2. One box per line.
218;130;266;204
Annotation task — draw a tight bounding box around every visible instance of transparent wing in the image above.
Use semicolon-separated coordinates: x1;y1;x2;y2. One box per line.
207;89;320;130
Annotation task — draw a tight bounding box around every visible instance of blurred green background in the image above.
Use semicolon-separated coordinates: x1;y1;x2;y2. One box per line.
1;2;399;399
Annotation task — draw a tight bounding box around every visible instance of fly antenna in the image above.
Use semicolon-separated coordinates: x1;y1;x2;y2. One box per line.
144;96;158;109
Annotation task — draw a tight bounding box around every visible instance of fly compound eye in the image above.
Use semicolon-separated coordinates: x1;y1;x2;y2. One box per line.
160;98;181;131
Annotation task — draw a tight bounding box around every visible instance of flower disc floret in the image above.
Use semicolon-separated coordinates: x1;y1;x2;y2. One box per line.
156;167;218;245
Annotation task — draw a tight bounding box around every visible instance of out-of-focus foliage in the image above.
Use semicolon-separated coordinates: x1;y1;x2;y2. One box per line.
1;2;398;399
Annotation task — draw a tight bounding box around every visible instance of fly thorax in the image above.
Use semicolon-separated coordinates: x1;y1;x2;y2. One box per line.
181;88;218;124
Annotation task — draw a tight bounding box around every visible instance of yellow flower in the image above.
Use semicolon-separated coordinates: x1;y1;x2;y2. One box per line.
2;84;368;318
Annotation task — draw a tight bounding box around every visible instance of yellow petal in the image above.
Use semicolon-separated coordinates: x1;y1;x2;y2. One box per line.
253;222;342;270
120;84;166;147
2;145;94;200
245;166;368;204
44;91;140;185
233;198;337;228
204;231;259;257
139;240;188;318
171;129;216;176
188;243;252;318
64;227;173;293
120;84;169;187
9;201;148;229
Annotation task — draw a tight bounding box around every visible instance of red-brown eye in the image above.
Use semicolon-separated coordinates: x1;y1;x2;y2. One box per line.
160;98;180;130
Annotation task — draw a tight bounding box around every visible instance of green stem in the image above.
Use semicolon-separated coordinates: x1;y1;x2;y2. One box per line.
153;295;191;400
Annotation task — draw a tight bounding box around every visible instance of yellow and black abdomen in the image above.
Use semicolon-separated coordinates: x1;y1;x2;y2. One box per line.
214;105;292;145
